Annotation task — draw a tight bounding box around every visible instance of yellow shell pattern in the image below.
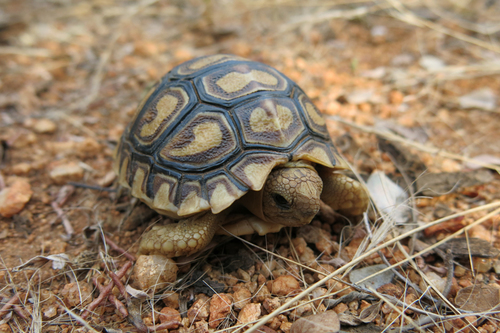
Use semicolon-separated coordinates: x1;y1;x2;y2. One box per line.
114;54;344;219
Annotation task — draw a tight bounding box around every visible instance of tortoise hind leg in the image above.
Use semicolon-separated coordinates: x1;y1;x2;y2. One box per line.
319;171;369;216
139;211;227;257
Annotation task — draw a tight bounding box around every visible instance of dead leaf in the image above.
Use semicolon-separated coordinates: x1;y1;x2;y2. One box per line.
455;284;500;312
290;310;340;333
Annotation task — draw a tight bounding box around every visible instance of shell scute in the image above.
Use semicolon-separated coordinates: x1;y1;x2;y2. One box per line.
157;105;239;171
234;96;306;149
129;81;198;153
195;62;290;107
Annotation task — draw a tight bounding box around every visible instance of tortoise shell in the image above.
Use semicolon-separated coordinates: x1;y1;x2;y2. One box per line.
114;54;347;218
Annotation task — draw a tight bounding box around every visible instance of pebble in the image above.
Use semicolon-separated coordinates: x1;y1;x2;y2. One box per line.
11;162;32;175
162;291;179;308
159;307;181;327
0;324;12;333
263;297;281;313
420;271;446;293
131;255;178;291
187;295;210;322
60;282;92;307
345;89;374;104
237;303;261;325
233;286;252;310
419;55;445;71
290;310;340;333
0;178;33;218
209;293;233;328
49;162;84;184
33;118;57;134
271;275;301;296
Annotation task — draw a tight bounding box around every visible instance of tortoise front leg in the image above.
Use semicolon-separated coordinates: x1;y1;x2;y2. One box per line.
139;211;227;257
319;170;369;216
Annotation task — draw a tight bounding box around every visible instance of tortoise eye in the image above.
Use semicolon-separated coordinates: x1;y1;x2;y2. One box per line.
272;193;291;210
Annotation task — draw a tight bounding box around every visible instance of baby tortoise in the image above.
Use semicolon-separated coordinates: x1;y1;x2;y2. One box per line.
114;54;369;257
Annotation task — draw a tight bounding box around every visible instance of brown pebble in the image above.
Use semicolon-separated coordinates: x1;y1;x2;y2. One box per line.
233;287;252;310
209;293;232;328
131;255;178;292
49;162;84;184
0;178;33;218
33;118;57;134
187;295;210;322
271;275;301;296
159;307;181;327
60;282;92;307
237;303;261;324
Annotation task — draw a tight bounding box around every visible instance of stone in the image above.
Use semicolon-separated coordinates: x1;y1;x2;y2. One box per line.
0;178;33;218
60;282;92;307
271;275;301;296
237;303;261;325
209;293;232;328
159;307;181;328
233;286;252;310
49;162;84;184
187;295;210;322
33;118;57;134
131;255;178;292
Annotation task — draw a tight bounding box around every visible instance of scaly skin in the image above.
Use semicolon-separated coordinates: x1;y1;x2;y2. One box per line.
138;211;227;258
319;170;369;216
138;165;368;257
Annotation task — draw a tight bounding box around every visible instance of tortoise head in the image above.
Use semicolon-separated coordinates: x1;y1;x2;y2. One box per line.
261;163;323;227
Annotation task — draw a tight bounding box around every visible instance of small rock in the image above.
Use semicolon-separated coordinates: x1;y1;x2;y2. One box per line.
162;291;179;308
60;282;92;307
42;304;58;319
345;89;374;105
271;275;301;296
290;310;340;333
371;25;387;37
360;67;386;79
237;303;261;325
131;255;178;291
0;178;33;218
254;285;272;303
0;323;12;333
391;53;414;66
263;297;281;313
419;55;445;71
49;162;84;184
420;271;446;293
472;257;493;273
209;293;233;328
459;87;496;111
159;307;181;328
233;287;252;310
194;320;210;333
33;118;57;134
11;162;32;175
187;295;210;322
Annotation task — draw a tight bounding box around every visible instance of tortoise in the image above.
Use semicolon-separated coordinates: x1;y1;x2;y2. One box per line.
114;54;369;258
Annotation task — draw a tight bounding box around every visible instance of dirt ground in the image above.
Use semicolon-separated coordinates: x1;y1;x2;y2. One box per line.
1;1;500;332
